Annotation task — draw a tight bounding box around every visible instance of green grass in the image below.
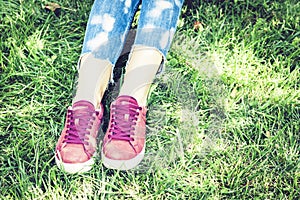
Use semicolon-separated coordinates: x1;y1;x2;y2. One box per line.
0;0;299;199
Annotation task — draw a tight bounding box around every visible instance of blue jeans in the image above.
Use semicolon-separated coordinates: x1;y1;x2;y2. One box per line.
81;0;184;70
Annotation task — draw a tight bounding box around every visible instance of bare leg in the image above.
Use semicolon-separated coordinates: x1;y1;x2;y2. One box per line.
73;53;112;107
119;46;162;106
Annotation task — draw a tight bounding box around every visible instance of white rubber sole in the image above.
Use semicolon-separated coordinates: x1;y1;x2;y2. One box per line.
55;151;95;174
101;145;145;170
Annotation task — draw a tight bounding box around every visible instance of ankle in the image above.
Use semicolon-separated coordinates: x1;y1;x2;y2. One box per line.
119;84;150;106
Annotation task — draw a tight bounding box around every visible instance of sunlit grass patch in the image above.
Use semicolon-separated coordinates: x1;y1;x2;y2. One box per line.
0;0;299;199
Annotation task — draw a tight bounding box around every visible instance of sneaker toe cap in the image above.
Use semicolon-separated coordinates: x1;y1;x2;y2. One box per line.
103;140;137;160
58;144;89;163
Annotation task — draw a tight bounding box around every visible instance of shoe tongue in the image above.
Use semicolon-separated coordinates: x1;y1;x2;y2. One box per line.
72;100;95;111
115;95;138;106
71;101;95;129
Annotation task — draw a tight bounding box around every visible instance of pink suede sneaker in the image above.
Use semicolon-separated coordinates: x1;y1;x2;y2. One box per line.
101;95;147;170
55;100;103;173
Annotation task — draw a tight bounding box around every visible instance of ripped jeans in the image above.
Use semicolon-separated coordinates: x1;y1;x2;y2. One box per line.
81;0;184;71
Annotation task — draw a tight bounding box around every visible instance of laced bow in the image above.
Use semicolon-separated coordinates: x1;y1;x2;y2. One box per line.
64;102;97;145
109;97;142;141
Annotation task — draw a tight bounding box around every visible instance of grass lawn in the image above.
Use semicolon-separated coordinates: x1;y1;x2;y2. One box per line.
0;0;299;199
